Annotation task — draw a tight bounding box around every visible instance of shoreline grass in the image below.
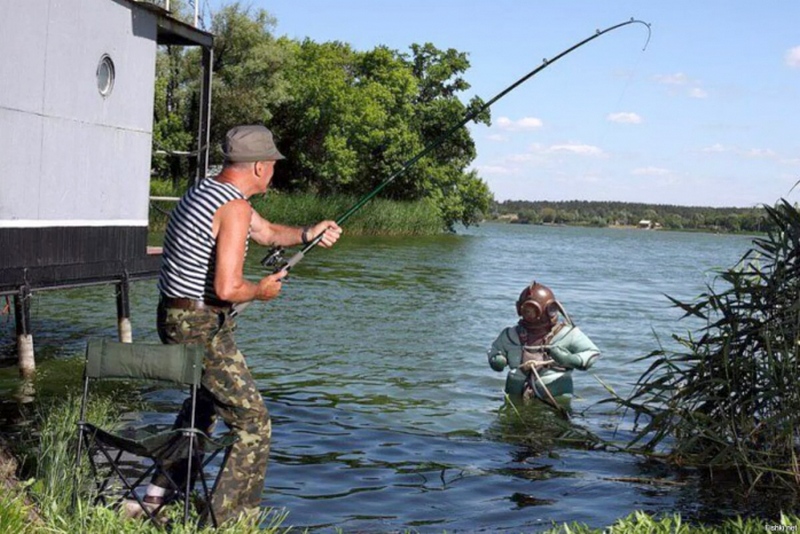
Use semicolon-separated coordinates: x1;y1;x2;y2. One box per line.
617;200;800;489
2;393;290;534
149;179;443;235
0;396;796;533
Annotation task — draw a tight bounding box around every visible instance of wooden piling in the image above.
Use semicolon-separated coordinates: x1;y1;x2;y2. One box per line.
116;275;132;343
13;286;34;377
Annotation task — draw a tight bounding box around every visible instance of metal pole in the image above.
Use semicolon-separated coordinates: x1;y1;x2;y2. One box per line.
195;46;213;184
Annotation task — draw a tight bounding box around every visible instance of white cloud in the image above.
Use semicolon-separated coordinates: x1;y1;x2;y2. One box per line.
486;134;507;142
653;73;708;99
507;154;529;163
631;166;670;176
689;87;708;99
785;46;800;68
476;165;513;175
743;148;777;159
653;73;689;85
495;116;543;131
607;112;642;124
702;143;729;153
517;117;544;129
548;143;604;156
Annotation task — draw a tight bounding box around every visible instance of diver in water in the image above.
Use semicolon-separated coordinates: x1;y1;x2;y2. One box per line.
487;281;600;405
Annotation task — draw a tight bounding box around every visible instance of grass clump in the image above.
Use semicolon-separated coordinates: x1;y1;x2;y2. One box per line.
251;191;442;235
617;200;800;488
6;393;290;533
148;177;444;235
543;511;800;533
2;392;800;532
0;487;37;534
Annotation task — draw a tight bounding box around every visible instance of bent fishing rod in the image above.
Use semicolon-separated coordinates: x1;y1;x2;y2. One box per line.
232;18;651;317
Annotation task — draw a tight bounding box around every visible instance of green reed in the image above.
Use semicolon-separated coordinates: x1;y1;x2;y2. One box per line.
5;392;291;533
2;371;799;532
616;200;800;488
250;191;442;235
541;511;800;533
148;179;443;235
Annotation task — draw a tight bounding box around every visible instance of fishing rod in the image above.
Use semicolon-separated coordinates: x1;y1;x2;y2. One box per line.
232;18;651;316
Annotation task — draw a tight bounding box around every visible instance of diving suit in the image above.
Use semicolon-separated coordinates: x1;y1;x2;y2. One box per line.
487;281;600;402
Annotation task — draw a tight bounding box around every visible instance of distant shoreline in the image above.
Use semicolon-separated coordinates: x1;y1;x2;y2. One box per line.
486;218;762;237
490;200;766;235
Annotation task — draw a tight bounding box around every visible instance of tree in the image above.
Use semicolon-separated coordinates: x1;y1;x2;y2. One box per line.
540;207;557;223
151;3;493;230
271;39;492;229
206;3;292;149
150;0;200;186
151;2;292;185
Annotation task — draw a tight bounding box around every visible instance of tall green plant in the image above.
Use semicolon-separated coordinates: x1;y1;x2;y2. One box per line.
619;200;800;487
11;394;290;533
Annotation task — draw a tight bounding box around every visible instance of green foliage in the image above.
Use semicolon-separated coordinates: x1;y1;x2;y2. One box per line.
148;179;185;231
0;487;35;534
207;4;293;146
543;511;800;533
5;394;290;533
270;36;493;228
151;2;494;231
151;46;196;186
148;189;441;235
618;200;800;487
249;192;441;235
492;199;769;233
2;393;800;532
17;394;119;518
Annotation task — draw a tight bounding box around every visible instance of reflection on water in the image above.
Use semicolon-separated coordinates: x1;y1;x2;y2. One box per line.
1;224;791;531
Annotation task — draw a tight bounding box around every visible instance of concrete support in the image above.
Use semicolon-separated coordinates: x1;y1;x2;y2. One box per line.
116;275;132;343
14;286;34;377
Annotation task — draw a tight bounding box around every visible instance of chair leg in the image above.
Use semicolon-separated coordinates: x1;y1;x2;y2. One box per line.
193;451;215;526
89;447;123;505
91;445;131;506
91;442;168;526
72;425;86;511
204;445;234;528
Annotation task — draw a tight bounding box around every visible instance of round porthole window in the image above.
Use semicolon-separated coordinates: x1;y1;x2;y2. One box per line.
96;55;115;97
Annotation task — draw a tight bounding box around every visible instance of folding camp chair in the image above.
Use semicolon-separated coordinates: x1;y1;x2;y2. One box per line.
74;338;237;526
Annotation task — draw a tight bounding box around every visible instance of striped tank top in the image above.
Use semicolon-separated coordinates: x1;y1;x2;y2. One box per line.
158;178;249;301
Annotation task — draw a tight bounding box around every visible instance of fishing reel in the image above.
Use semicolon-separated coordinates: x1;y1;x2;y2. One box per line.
260;246;288;273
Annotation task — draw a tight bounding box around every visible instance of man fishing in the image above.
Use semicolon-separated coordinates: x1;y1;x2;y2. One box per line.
487;281;600;407
133;125;342;522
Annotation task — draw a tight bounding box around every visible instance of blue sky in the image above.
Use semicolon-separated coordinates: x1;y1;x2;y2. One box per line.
202;1;800;207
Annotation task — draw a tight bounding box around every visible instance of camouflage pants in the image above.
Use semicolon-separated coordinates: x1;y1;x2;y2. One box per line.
153;301;271;523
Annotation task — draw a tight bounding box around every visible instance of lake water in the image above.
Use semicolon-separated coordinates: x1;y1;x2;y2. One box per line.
0;223;787;531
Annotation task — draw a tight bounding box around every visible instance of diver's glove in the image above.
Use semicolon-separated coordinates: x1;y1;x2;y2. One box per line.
518;359;554;373
547;345;583;369
488;353;508;372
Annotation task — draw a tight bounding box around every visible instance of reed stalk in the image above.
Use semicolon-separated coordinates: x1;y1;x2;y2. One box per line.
149;179;443;235
617;200;800;489
2;392;800;531
8;392;290;533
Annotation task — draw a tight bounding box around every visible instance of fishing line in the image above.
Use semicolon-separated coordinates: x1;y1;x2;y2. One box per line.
232;18;651;317
574;24;652;200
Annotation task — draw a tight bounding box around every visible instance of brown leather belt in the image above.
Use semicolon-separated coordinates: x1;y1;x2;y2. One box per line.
160;295;231;311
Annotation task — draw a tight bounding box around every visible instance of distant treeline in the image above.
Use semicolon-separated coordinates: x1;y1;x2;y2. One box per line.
490;200;770;233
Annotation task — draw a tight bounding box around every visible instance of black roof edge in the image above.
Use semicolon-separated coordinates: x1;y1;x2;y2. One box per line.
130;1;214;48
